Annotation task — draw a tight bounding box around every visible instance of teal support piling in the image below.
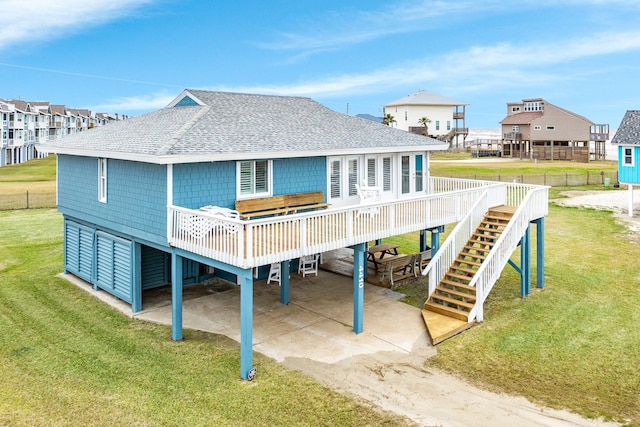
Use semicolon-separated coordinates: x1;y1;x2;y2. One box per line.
420;230;429;251
239;268;254;380
280;260;290;304
520;225;531;297
534;217;545;288
131;242;142;313
352;242;366;334
429;226;444;254
171;252;183;341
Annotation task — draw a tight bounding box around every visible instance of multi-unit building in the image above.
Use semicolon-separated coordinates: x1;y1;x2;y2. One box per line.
384;90;468;148
500;98;609;162
0;98;123;167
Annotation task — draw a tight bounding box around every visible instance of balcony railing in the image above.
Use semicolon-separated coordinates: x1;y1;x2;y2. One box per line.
503;132;522;140
423;182;548;322
167;178;547;269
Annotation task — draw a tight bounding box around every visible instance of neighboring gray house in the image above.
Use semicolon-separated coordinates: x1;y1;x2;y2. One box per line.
500;98;609;162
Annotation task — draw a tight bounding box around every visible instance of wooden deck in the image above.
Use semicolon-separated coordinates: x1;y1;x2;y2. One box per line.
421;309;474;345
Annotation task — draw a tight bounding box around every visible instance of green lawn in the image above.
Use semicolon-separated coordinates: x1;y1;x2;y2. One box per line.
0;209;412;426
395;203;640;425
0;156;57;195
3;156;639;425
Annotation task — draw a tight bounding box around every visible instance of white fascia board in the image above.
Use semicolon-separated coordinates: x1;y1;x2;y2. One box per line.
41;144;450;165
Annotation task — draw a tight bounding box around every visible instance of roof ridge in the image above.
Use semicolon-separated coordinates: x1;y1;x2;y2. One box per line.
156;105;210;155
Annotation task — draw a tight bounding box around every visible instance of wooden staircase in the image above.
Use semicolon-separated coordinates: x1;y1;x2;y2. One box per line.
422;206;516;344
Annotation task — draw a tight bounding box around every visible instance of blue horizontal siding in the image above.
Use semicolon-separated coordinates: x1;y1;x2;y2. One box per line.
618;146;640;184
58;155;167;242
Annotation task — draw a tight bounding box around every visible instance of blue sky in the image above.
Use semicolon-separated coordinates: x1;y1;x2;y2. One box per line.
1;0;639;128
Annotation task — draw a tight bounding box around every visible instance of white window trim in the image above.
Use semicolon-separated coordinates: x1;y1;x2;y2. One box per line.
98;158;107;203
236;160;273;199
623;147;634;167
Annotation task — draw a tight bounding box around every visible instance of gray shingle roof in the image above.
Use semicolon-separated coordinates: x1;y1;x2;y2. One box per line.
386;90;466;107
611;110;640;145
40;89;448;164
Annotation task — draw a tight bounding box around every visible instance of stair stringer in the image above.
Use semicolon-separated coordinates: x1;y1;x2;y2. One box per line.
423;192;539;324
465;203;531;322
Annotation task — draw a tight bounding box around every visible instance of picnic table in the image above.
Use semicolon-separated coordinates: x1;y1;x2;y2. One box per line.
367;243;399;272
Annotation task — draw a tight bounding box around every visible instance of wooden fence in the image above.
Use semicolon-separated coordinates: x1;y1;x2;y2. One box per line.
0;170;620;211
0;192;56;210
436;171;619;187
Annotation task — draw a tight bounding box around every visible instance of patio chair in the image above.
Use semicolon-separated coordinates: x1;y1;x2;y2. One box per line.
355;181;381;217
199;205;241;233
415;249;432;276
267;263;282;285
298;254;320;277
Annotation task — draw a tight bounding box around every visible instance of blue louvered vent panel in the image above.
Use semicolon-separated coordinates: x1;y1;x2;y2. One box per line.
112;240;132;301
141;246;169;290
95;231;133;304
65;221;79;272
95;233;114;290
64;220;94;282
78;227;94;281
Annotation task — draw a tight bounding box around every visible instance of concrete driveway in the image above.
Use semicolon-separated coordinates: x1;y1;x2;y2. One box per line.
64;266;619;427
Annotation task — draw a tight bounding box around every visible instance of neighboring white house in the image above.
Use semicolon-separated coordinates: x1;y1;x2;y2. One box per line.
384;90;468;146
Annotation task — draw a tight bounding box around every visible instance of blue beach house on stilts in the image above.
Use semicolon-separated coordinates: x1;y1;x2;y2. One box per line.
611;110;640;217
40;89;548;379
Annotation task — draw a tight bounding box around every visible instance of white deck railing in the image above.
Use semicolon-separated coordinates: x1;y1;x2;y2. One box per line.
167;178;532;269
421;183;549;322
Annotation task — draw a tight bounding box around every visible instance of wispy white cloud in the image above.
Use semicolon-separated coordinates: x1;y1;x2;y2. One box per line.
235;30;640;98
0;0;155;51
258;0;639;59
94;29;640;113
257;0;494;53
88;91;175;112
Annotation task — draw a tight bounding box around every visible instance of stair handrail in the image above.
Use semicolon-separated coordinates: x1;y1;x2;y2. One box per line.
421;187;495;297
466;184;549;322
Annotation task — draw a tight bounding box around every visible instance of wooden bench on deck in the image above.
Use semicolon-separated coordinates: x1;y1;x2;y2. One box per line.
235;191;329;219
378;254;417;289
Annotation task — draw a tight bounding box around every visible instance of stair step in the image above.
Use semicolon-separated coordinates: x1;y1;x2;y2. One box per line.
470;234;497;244
425;301;470;322
476;223;506;234
465;242;494;251
489;205;517;214
430;293;475;309
440;279;476;291
456;250;487;262
449;265;477;275
435;286;477;301
445;271;473;282
484;215;512;222
454;258;482;267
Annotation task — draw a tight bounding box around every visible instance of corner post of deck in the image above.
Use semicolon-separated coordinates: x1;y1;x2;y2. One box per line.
171;251;183;341
520;225;531;297
352;242;366;334
239;268;254;380
420;230;429;252
429;225;444;254
280;260;290;304
131;242;142;313
534;217;545;289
